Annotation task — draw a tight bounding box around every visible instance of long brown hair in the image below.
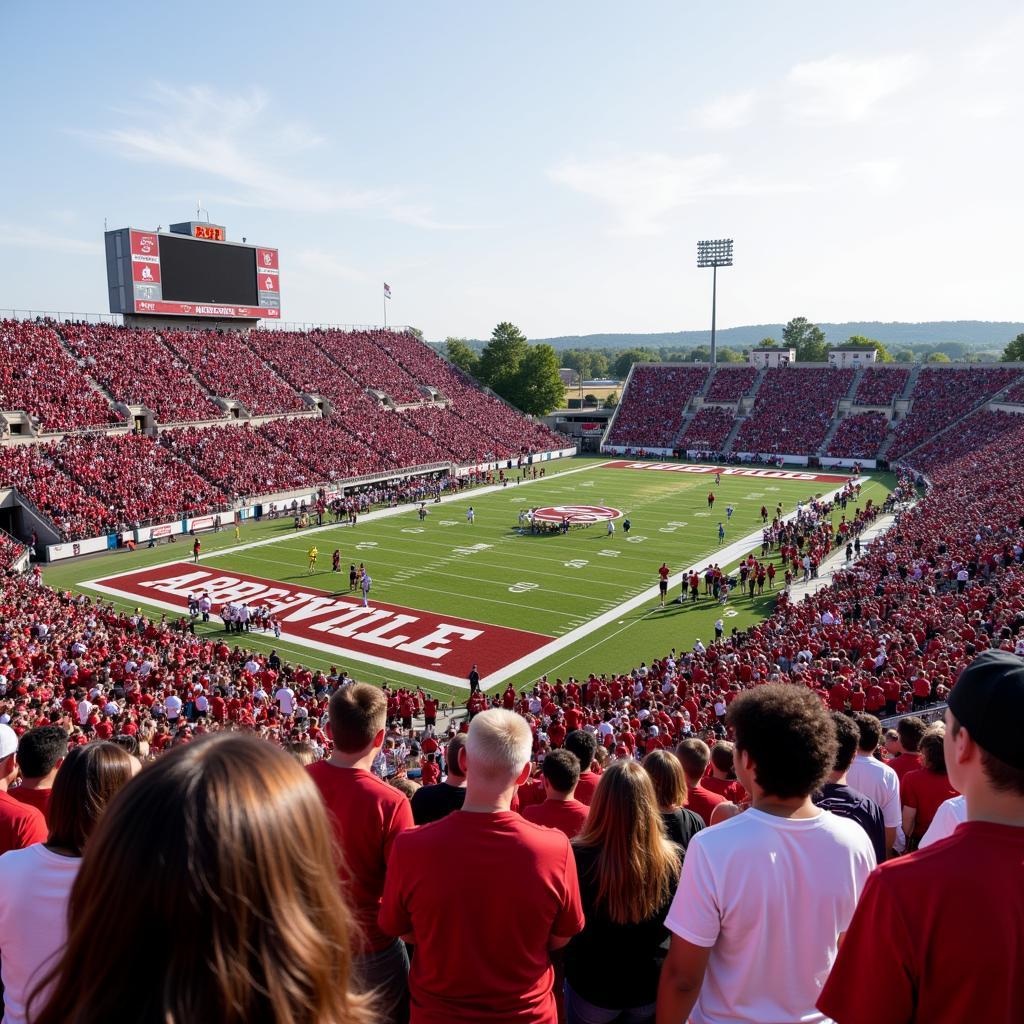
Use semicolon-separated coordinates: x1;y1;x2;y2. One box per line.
573;759;680;925
46;741;134;855
29;734;372;1024
642;749;688;811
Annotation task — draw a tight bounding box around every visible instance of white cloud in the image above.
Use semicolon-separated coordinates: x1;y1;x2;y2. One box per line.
693;90;757;131
849;159;903;193
549;153;727;235
84;84;470;228
292;249;371;284
786;53;925;123
0;224;101;256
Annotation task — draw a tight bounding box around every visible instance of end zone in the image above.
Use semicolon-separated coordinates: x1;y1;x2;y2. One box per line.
83;562;552;688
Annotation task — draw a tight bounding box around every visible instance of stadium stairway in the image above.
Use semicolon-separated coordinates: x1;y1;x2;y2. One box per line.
720;411;748;455
53;330;125;425
900;364;921;401
816;413;845;456
697;366;717;398
844;367;865;401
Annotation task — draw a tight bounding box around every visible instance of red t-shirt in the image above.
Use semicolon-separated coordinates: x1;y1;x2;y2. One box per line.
9;786;51;821
892;752;922;791
818;822;1024;1024
574;771;600;806
379;810;584;1024
522;798;590;839
0;790;48;856
683;782;726;825
306;762;413;953
702;775;746;804
900;769;957;839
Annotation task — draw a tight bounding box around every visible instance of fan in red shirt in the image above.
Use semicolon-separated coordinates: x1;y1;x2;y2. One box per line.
890;716;927;788
523;748;590;839
702;740;747;804
565;730;601;805
0;725;48;856
380;709;584;1024
900;726;957;847
675;738;726;825
7;723;66;821
819;650;1024;1024
307;683;413;1024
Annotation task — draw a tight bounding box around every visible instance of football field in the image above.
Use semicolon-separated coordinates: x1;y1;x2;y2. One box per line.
45;457;893;702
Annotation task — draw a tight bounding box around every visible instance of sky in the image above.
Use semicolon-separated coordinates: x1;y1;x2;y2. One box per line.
2;1;1023;340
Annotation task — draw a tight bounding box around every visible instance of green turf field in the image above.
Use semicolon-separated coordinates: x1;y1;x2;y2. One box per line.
44;457;893;702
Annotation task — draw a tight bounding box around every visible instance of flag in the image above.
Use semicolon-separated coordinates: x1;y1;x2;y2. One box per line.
384;282;392;300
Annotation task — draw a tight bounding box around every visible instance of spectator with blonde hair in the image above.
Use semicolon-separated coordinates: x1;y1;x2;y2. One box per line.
25;734;372;1024
643;750;705;853
566;759;681;1023
380;709;584;1023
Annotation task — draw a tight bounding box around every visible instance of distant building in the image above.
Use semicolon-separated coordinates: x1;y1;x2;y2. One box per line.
828;345;879;369
558;367;579;386
748;346;796;369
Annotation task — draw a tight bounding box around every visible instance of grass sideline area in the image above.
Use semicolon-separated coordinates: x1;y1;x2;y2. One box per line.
44;456;894;703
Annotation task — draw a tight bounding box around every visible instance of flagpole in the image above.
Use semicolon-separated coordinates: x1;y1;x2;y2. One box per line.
384;293;387;329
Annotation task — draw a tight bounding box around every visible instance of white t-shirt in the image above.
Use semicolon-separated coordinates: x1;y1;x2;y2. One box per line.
846;753;901;829
0;845;81;1024
76;699;93;725
664;807;875;1024
918;794;967;849
275;687;296;715
164;694;182;720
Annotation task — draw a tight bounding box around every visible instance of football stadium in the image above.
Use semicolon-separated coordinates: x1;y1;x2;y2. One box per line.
1;5;1022;1024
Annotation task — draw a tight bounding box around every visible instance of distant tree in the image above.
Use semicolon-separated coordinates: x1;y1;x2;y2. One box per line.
445;337;480;377
847;335;894;362
603;391;619;408
782;317;830;362
688;346;711;363
407;327;425;341
612;348;660;379
511;343;565;415
718;348;746;363
926;352;952;363
1000;333;1024;362
758;337;778;347
479;322;530;393
894;349;915;363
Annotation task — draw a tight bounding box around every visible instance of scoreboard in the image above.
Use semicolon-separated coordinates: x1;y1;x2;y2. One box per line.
105;222;280;320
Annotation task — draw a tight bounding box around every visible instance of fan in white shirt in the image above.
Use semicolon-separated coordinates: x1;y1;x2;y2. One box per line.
846;714;903;856
275;686;296;716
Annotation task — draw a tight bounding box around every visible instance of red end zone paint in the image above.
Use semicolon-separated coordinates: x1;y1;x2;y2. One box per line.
605;461;854;484
88;562;552;685
532;504;622;524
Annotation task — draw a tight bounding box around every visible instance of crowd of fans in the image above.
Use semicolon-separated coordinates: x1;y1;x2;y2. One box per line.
61;324;224;423
853;367;909;405
0;399;1021;1021
704;364;757;401
825;411;892;459
0;320;121;432
163;330;306;415
887;366;1022;459
606;367;708;448
733;368;854;454
1000;377;1024;404
677;406;736;451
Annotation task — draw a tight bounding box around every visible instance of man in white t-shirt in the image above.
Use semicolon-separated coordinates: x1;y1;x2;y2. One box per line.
657;684;875;1024
846;713;901;857
164;693;182;722
76;697;94;726
276;685;296;717
918;794;967;848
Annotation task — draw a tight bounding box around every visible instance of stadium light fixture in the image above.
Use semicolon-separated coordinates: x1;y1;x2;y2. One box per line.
697;238;733;365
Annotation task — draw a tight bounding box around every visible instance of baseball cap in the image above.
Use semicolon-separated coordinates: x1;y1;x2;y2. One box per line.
949;650;1024;770
0;723;18;759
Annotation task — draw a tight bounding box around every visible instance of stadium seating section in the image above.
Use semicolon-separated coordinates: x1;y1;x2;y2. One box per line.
733;367;854;454
825;412;891;459
606;366;707;448
704;364;757;401
677;405;736;451
0;320;565;541
853;366;909;405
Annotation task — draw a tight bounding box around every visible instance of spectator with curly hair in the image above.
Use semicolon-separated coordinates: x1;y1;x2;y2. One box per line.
657;685;876;1024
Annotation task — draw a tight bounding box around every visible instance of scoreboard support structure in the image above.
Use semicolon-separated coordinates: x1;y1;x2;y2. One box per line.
105;220;280;329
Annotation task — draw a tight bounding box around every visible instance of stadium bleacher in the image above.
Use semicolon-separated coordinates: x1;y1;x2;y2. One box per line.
606;365;707;448
677;405;736;451
825;411;891;459
853;366;909;405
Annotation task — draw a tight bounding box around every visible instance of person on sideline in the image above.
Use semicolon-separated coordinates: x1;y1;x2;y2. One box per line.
818;650;1024;1023
26;734;373;1024
0;742;133;1024
379;709;584;1024
307;684;414;1024
657;685;875;1024
565;760;681;1024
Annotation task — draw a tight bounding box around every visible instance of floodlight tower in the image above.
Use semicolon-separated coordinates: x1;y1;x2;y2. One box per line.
697;238;733;365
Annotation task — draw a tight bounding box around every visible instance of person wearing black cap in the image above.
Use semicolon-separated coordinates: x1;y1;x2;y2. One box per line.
818;649;1024;1024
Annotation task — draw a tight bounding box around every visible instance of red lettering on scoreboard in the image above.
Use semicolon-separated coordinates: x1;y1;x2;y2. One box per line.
193;225;225;241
